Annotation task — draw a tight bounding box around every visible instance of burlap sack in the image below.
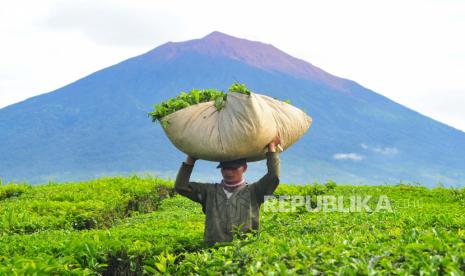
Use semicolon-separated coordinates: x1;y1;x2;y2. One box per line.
160;91;312;162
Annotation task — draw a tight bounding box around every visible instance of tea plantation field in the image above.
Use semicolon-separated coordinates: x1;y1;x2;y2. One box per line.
1;176;464;275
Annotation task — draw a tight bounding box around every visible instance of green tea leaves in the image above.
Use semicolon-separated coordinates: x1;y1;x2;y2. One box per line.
214;97;224;111
148;82;294;123
2;177;465;274
161;120;170;129
228;82;251;95
149;88;226;123
149;83;255;123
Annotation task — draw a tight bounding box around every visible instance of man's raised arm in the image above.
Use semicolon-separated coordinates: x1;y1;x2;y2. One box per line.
252;133;281;205
174;156;208;205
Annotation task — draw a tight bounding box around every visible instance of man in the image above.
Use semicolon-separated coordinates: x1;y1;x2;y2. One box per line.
174;133;281;246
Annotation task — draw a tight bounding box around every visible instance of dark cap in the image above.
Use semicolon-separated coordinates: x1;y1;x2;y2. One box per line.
216;158;247;169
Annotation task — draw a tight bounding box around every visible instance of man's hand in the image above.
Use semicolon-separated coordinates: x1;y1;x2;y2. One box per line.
268;132;281;152
185;155;198;165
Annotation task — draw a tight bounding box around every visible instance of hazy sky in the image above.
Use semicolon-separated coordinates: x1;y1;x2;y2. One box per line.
1;0;464;131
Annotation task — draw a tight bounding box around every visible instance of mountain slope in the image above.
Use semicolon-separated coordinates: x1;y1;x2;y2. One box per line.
1;31;464;186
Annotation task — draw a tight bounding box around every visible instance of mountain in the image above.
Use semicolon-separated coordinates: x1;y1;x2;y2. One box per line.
1;31;464;186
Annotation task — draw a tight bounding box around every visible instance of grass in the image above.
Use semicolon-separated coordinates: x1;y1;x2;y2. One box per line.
1;176;464;274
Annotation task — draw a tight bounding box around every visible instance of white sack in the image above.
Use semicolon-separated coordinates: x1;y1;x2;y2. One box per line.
160;91;312;162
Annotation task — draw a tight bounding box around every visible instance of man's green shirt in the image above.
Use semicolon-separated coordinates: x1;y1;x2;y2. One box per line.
174;151;280;246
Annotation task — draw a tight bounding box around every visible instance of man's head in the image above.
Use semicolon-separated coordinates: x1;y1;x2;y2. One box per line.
217;158;247;183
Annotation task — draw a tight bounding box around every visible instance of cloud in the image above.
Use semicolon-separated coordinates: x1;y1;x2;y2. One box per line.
360;143;399;156
39;1;185;47
333;153;365;161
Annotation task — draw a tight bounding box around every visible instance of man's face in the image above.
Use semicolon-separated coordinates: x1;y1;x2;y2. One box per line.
221;165;247;183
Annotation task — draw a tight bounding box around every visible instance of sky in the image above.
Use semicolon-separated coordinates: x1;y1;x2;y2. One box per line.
1;0;464;131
